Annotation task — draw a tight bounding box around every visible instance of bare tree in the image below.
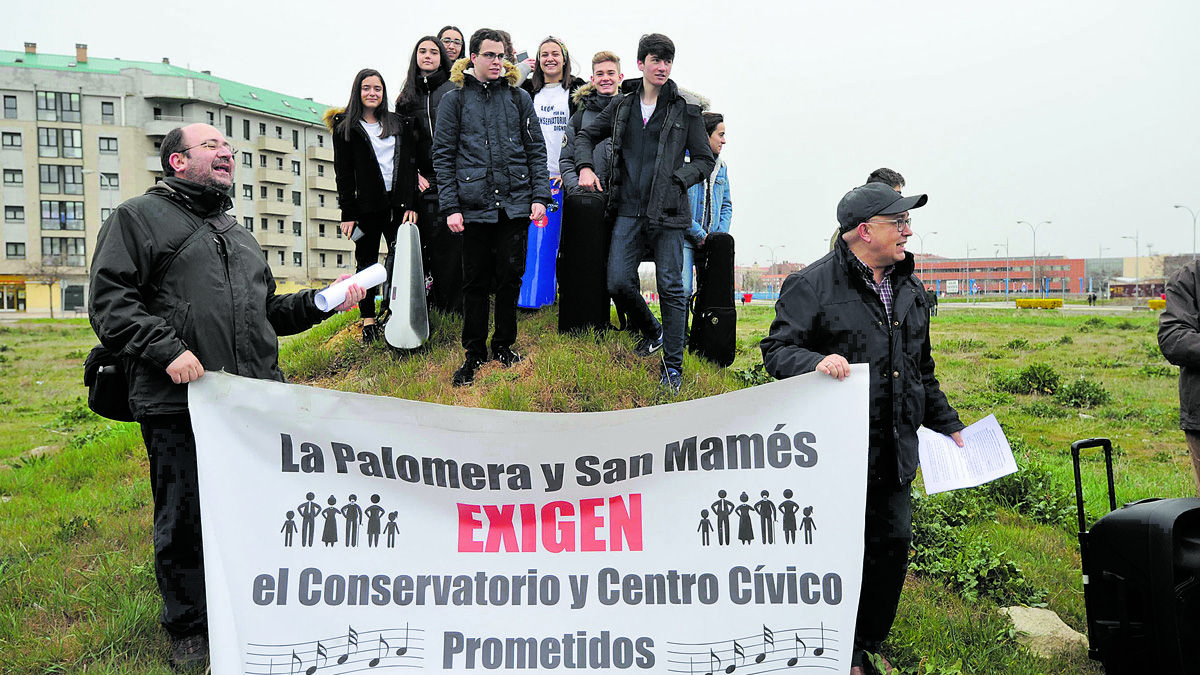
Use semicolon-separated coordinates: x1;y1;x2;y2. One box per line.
24;255;68;319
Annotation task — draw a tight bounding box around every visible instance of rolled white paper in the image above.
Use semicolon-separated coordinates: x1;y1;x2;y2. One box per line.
314;263;388;311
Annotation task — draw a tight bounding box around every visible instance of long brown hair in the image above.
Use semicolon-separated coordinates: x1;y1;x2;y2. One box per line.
530;37;573;94
396;37;450;110
337;68;398;141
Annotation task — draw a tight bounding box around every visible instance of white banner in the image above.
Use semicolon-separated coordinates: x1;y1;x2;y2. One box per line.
190;367;869;674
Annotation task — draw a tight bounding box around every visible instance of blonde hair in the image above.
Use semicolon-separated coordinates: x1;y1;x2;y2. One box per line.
591;51;621;69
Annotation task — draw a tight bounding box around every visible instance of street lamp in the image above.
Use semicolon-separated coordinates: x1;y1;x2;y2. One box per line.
1121;232;1139;299
1175;204;1198;261
994;239;1009;301
759;244;785;298
914;231;938;288
1018;220;1051;297
964;245;975;301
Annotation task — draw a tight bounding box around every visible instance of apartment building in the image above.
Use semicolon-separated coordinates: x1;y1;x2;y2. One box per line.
0;42;358;313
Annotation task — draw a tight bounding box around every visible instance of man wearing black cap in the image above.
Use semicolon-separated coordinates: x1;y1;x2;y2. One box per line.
760;181;965;675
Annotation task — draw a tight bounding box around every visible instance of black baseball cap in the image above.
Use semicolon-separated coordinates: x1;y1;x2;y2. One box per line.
837;182;928;233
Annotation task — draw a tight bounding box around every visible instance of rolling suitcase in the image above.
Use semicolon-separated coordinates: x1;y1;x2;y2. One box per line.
383;221;431;350
1071;437;1200;674
557;191;612;333
688;232;736;367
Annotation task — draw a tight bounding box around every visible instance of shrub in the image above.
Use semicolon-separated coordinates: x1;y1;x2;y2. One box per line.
1149;298;1166;310
981;349;1005;360
1017;363;1060;395
1056;335;1073;345
1015;298;1062;309
988;368;1023;394
1004;338;1030;350
1054;376;1111;407
1083;317;1106;328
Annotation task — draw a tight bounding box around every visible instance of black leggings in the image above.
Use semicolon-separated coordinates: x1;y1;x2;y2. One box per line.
352;209;399;319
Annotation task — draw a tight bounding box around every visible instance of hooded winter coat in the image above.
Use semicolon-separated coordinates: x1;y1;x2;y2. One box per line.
560;83;616;195
396;69;456;187
760;239;964;484
89;178;330;420
573;77;714;227
325;109;420;222
1159;260;1200;430
433;58;552;222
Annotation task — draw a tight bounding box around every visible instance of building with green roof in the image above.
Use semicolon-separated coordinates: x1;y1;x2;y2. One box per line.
0;42;358;314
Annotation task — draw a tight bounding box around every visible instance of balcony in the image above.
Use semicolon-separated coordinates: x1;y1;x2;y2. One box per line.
308;234;354;252
254;229;297;248
306;205;341;222
306;175;336;192
256;200;293;217
257;136;292;154
145;155;163;172
256;167;294;185
145;115;190;137
306;145;334;162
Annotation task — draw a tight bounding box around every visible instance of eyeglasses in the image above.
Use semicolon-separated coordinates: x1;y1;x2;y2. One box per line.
441;37;464;46
475;52;506;62
871;216;912;232
180;139;235;155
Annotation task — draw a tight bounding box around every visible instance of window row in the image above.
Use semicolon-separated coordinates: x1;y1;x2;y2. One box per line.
41;236;86;266
4;96;115;124
1;131;118;157
225;116;326;148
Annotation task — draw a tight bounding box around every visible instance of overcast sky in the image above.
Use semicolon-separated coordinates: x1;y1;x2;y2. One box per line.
6;0;1199;266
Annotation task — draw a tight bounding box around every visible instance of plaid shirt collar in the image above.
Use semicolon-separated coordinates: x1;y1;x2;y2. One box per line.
849;252;895;322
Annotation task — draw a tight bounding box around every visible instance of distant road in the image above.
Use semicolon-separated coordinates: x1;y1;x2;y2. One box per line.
935;301;1155;314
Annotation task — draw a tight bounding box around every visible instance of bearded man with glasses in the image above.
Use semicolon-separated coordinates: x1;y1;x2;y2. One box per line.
88;123;364;671
761;181;965;675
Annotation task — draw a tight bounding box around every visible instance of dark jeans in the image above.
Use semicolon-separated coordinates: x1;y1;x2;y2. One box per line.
418;193;464;314
353;209;398;319
140;414;207;639
607;215;686;371
461;215;528;360
852;479;913;666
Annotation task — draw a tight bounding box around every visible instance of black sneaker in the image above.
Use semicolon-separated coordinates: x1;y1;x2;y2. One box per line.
493;346;523;367
659;366;683;394
168;634;209;672
362;323;382;344
634;331;664;357
452;355;488;387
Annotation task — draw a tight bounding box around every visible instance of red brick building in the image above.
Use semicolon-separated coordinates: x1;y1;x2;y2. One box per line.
915;255;1087;295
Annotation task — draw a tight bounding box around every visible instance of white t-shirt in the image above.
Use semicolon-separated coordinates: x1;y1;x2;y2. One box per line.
640;99;657;126
359;120;396;192
534;85;570;178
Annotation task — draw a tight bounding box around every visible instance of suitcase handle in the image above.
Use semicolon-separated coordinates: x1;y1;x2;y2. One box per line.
1071;437;1118;535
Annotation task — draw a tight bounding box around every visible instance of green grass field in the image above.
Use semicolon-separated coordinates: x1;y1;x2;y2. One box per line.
0;306;1182;674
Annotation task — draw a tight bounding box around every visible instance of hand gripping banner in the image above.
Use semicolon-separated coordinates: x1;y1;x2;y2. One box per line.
189;367;869;674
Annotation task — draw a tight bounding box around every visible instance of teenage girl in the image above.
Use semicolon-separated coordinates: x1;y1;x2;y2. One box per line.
329;68;418;342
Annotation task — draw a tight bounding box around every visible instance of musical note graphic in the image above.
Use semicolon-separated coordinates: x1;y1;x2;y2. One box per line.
395;622;410;656
305;641;327;675
813;623;826;657
726;640;744;674
755;625;774;664
290;650;303;675
336;625;359;665
705;648;721;675
369;635;390;668
786;634;807;667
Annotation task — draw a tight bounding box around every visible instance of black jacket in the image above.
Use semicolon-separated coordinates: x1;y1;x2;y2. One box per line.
397;69;456;189
573;77;714;227
1159;260;1200;430
433;60;551;222
760;240;964;484
327;110;419;222
560;83;616;195
88;178;330;420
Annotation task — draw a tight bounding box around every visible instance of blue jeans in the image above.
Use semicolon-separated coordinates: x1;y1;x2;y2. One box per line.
607;216;686;371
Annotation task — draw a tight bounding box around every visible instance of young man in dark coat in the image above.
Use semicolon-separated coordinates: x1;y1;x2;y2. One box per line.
88;123;363;670
760;181;965;675
433;28;552;386
573;33;715;393
1159;260;1200;493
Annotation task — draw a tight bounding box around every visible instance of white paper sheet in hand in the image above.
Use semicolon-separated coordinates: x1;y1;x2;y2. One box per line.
917;414;1018;495
313;263;387;311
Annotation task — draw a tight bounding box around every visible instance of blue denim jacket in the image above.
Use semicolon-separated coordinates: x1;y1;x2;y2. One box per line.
686;160;732;247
